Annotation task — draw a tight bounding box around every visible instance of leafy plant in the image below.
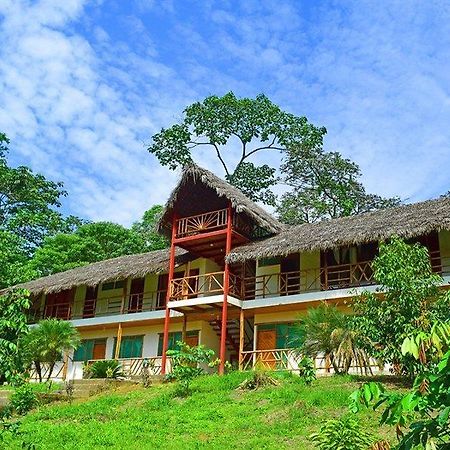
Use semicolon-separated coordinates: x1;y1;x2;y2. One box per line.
299;303;371;375
166;342;215;397
352;237;450;376
310;416;374;450
298;356;316;385
0;289;31;383
87;360;123;379
20;319;80;382
349;321;450;449
237;369;280;391
10;383;38;415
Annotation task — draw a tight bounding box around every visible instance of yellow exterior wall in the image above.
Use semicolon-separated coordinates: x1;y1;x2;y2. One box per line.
73;286;86;317
439;230;450;272
300;251;321;291
255;262;280;297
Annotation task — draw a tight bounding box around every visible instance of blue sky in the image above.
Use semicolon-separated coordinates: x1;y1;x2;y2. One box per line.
1;0;449;225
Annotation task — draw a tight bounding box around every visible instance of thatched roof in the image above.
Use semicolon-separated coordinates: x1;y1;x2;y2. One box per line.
158;164;284;237
11;248;192;296
226;196;450;263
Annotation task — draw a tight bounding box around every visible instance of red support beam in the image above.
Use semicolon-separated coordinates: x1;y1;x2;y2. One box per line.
161;214;177;376
219;202;233;375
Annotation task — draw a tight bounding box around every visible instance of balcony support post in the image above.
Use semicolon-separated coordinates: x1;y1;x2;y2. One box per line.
161;214;178;376
238;308;244;371
182;314;187;342
219;203;233;375
114;323;122;359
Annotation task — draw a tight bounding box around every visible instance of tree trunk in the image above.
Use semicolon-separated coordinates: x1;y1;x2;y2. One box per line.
35;361;42;383
46;362;55;382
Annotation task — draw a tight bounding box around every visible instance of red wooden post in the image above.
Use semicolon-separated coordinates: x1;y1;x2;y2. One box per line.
219;203;233;375
161;214;178;375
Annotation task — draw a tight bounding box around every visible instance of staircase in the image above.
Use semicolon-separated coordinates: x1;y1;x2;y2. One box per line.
209;319;240;358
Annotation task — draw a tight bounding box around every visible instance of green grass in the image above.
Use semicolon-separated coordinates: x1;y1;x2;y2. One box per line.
3;373;401;449
0;381;63;393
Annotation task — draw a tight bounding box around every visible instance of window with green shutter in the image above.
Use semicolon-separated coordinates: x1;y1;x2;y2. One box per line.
258;323;304;349
113;335;144;358
73;340;95;361
157;331;199;356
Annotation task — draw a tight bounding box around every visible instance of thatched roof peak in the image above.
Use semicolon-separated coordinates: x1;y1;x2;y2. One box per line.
158;164;285;236
226;196;450;263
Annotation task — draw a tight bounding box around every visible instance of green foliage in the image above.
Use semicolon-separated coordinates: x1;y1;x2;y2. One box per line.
310;416;374;450
277;143;400;224
85;360;124;379
350;322;450;449
299;303;371;374
20;319;80;382
9;384;38;415
149;92;325;205
30;221;148;276
0;133;82;252
352;237;450;375
0;290;31;382
131;205;168;250
166;341;215;396
237;369;280;391
298;357;316;385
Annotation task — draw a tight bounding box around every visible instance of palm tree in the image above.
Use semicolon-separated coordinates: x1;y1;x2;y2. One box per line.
21;319;80;382
299;302;371;375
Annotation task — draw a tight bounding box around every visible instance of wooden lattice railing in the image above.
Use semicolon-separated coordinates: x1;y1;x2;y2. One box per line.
240;348;304;371
87;357;168;377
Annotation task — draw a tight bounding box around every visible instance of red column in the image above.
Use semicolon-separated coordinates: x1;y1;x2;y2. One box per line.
161;214;178;375
219;203;233;375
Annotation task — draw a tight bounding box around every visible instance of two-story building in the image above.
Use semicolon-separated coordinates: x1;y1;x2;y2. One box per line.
14;165;450;380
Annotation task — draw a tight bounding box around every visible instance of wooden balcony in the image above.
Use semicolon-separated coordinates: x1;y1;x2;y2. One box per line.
87;357;167;377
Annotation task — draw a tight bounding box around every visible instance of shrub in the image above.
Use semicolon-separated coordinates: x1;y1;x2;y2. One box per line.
10;384;38;415
238;369;280;391
310;416;373;450
298;356;316;385
166;342;215;397
87;360;123;379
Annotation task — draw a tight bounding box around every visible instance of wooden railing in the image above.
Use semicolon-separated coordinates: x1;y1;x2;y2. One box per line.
43;303;72;320
175;208;253;239
87;357;168;377
29;362;65;381
169;271;241;300
240;348;304;371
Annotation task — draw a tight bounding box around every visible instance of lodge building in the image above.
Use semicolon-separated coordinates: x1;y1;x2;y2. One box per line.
13;165;450;379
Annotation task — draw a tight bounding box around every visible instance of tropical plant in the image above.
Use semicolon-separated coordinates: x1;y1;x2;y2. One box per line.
298;356;316;385
310;416;374;450
148;92;325;205
349;321;450;450
352;237;450;376
299;303;371;375
237;368;280;391
0;289;31;383
86;360;124;379
166;342;215;397
20;319;80;382
9;384;38;415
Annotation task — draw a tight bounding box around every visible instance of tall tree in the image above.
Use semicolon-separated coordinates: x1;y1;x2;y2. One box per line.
277;143;401;224
148;92;325;205
30;221;149;277
0;133;82;251
131;205;168;250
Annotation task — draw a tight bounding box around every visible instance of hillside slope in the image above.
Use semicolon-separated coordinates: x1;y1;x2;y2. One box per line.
4;373;399;449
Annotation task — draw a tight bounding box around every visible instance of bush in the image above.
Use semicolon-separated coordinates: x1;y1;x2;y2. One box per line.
298;356;316;385
10;384;38;415
238;369;280;391
86;360;123;379
166;342;215;397
310;416;373;450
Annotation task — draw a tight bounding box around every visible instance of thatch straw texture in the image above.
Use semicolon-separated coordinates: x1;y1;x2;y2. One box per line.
226;196;450;263
158;164;284;236
12;248;191;296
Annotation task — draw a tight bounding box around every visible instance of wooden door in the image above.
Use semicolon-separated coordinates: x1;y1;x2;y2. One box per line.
156;271;184;308
92;340;106;360
185;334;199;347
280;253;300;295
257;329;277;369
83;286;98;318
128;278;145;313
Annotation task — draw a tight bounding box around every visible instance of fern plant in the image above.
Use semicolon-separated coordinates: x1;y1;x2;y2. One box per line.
87;360;123;379
310;416;373;450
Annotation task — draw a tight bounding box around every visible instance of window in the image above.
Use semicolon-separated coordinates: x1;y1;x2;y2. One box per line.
258;323;304;349
73;339;106;362
102;280;125;291
258;257;280;267
157;331;199;356
114;335;144;359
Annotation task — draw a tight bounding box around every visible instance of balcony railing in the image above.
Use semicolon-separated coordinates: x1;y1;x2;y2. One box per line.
175;208;252;239
169;271;241;300
87;357;168;377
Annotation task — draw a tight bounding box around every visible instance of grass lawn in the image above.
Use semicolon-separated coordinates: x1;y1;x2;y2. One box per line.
3;372;403;449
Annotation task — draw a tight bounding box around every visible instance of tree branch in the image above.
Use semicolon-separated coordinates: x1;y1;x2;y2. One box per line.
212;143;230;176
